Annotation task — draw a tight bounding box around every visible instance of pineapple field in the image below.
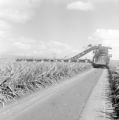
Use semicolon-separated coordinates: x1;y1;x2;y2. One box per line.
0;59;91;107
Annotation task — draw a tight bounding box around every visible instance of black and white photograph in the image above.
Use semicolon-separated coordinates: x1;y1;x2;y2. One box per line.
0;0;119;120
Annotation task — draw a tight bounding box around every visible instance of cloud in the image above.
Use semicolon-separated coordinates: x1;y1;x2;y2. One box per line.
0;36;78;58
0;0;41;54
0;20;13;54
0;18;78;58
89;29;119;60
90;0;119;3
0;0;78;58
67;1;94;11
92;29;119;46
13;42;31;50
0;0;41;23
33;40;79;58
0;0;42;57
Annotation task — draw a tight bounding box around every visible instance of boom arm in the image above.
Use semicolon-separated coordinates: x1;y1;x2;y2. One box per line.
69;46;98;60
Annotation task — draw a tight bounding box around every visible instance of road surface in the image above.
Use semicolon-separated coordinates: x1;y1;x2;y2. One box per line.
0;68;106;120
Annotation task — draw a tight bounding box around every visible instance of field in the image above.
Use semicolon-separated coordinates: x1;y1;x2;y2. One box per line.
108;63;119;119
0;60;91;107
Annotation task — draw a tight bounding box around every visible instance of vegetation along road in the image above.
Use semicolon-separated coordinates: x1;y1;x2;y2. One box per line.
0;68;109;120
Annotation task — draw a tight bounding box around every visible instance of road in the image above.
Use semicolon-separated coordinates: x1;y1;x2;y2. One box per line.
0;68;105;120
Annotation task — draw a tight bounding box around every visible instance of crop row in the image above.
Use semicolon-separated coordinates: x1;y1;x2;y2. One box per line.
0;61;91;107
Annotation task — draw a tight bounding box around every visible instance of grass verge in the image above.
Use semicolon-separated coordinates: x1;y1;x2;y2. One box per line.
107;66;119;119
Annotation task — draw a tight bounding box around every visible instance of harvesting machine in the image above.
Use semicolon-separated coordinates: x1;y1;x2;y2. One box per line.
16;44;112;68
68;44;112;68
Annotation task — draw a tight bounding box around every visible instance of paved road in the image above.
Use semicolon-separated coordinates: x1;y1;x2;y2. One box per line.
0;68;104;120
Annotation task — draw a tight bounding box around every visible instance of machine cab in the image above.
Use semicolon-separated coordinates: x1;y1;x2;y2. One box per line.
92;45;111;67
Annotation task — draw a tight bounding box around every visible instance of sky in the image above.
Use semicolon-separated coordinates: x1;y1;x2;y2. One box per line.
0;0;119;59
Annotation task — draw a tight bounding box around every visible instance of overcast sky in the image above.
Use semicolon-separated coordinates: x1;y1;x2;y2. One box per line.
0;0;119;59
